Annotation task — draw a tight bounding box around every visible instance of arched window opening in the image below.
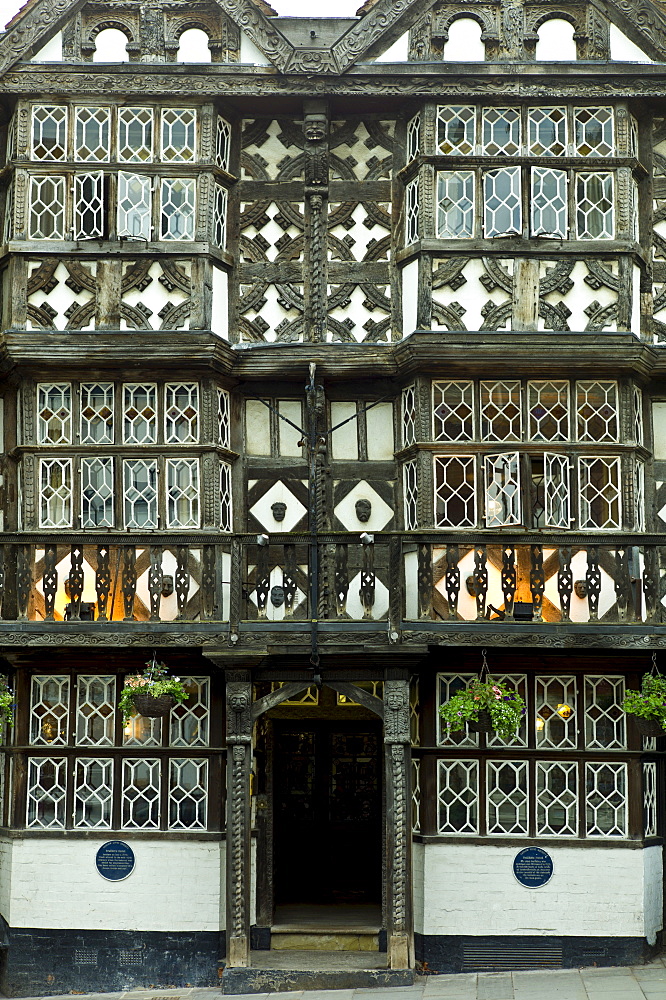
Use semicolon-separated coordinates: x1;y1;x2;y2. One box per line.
444;19;485;62
92;27;130;63
177;28;212;63
535;19;577;61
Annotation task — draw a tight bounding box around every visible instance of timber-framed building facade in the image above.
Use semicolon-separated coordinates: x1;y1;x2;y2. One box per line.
0;0;664;993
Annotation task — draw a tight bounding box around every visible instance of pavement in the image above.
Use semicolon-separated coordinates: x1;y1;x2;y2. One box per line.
9;957;666;1000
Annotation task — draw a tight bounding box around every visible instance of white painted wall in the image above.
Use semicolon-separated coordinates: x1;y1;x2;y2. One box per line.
6;838;221;931
240;33;271;66
652;402;666;459
418;842;659;938
331;402;358;459
632;264;641;338
366;403;394;460
644;846;663;945
31;32;63;62
375;32;409;63
610;24;653;63
444;19;485;61
278;401;303;456
245;399;271;455
401;261;419;337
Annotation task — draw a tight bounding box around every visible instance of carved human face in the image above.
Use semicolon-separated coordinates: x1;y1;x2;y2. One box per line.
355;498;372;523
387;691;404;710
574;580;588;599
271;501;287;522
270;585;285;607
304;115;327;142
230;692;249;712
161;575;174;597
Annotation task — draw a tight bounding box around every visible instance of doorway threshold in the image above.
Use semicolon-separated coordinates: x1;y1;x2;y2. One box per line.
221;951;415;994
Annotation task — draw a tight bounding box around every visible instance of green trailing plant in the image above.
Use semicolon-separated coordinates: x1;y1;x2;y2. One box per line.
0;675;15;733
119;657;188;724
439;677;526;741
622;671;666;731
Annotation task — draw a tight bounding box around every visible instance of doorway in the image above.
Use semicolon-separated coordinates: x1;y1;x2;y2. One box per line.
273;721;383;906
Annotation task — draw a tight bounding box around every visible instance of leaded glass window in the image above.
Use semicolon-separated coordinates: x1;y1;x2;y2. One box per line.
402;384;417;447
76;676;115;745
74;758;113;828
412;758;421;834
482;108;520;155
579;457;622;529
407;113;420;161
405;178;419;243
74;107;110;161
166;458;199;528
484;452;521;527
576;381;618;442
576;172;614;239
528;107;567;156
117;172;151;239
170;677;209;746
216;117;232;171
644;761;657;838
438;760;478;834
32;105;67;160
160;178;196;240
165;383;199;443
161;108;196;162
480;381;522;441
531;168;567;237
29;176;66;239
122;758;160;828
487;760;528;835
527;380;569;441
27;757;66;828
220;461;233;532
536;675;577;748
81;457;114;527
433;380;474;441
403;459;418;530
585;761;626;837
30;676;69;745
437;673;478;747
585;676;625;749
218;387;231;448
536;761;578;836
214;184;227;248
124;459;158;528
434;455;476;528
633;385;644;446
634;461;645;532
118;107;153;162
487;674;527;747
483;167;521;236
39;458;72;527
80;383;114;444
437;105;475;154
38;383;71;444
544;453;571;528
123;383;157;443
436;171;474;238
74;172;104;239
169;758;208;830
574;107;614;156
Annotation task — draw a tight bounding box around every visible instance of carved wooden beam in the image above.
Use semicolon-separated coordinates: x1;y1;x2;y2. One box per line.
332;0;429;72
0;0;89;80
602;0;666;62
214;0;293;70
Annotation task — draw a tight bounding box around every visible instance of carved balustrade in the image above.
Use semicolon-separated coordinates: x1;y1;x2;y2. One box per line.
0;533;661;627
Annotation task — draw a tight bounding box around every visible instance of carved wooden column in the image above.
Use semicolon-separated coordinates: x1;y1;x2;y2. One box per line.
383;674;413;969
225;670;253;968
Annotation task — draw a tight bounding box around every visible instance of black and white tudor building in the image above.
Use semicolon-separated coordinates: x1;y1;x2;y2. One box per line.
0;0;664;992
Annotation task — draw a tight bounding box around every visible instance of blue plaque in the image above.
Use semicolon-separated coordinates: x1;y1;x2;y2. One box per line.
96;841;135;882
513;847;553;888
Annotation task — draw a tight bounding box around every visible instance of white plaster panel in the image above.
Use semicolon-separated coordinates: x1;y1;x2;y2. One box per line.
420;842;653;937
330;122;394;182
242;121;295;179
334;481;393;531
27;262;95;332
374;32;409;62
327;284;390;343
541;260;618;332
278;401;303;456
632;263;641;338
241;282;303;342
211;266;228;339
653;403;666;459
345;571;389;620
402;260;419;337
245;400;271;456
122;261;190;332
240;33;271;65
404;550;418;620
366;403;394;460
535;19;577;61
328;203;390;262
331;402;359;460
412;840;424;935
444;19;485;61
644;846;663;945
136;548;201;621
241;202;303;262
250;480;306;532
433;258;511;332
544;549;615;622
32;32;63;62
249;564;306;620
8;838;221;930
610;24;653;62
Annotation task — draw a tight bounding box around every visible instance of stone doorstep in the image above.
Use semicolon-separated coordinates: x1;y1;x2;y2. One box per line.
270;933;380;952
221;967;415;995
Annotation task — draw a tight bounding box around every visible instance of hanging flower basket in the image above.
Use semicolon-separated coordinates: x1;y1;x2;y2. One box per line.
119;655;189;724
631;714;664;738
622;659;666;739
467;709;493;734
438;650;526;741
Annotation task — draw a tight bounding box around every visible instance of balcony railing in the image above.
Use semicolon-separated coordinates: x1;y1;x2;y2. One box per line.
0;533;661;626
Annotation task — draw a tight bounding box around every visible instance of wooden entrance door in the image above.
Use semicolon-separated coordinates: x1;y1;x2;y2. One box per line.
274;722;382;904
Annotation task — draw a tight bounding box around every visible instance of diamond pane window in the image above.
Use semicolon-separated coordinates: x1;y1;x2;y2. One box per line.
634;461;645;532
39;458;72;528
29;176;66;239
480;380;521;441
171;677;209;746
531;168;567;237
437;674;478;747
482;108;520;155
166;458;199;528
160;178;196;241
117;172;151;239
76;676;115;745
437;105;475;154
585;761;627;837
216;117;231;171
433;380;474;441
118;107;153;162
81;457;114;528
401;384;417;447
434;455;476;528
32;105;67;160
536;675;577;748
122;758;160;829
123;383;157;443
484;452;521;527
579;457;622;529
536;761;578;836
161;108;196;161
633;385;644;446
438;760;478;834
544;453;571;528
412;759;421;834
487;674;528;747
576;381;618;442
528;380;569;441
436;171;474;239
165;382;199;443
574;107;614;156
218;388;231;448
630;115;639;158
27;757;66;828
405;178;419;244
30;675;69;745
585;676;625;749
74;172;105;239
214;184;227;248
407;114;420;161
403;459;418;530
124;459;158;529
528;107;567;155
123;713;160;746
483;167;521;237
80;382;114;444
487;760;528;835
576;173;613;239
644;761;657;838
74;758;113;828
220;461;233;531
38;383;71;444
75;107;110;161
169;758;208;830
